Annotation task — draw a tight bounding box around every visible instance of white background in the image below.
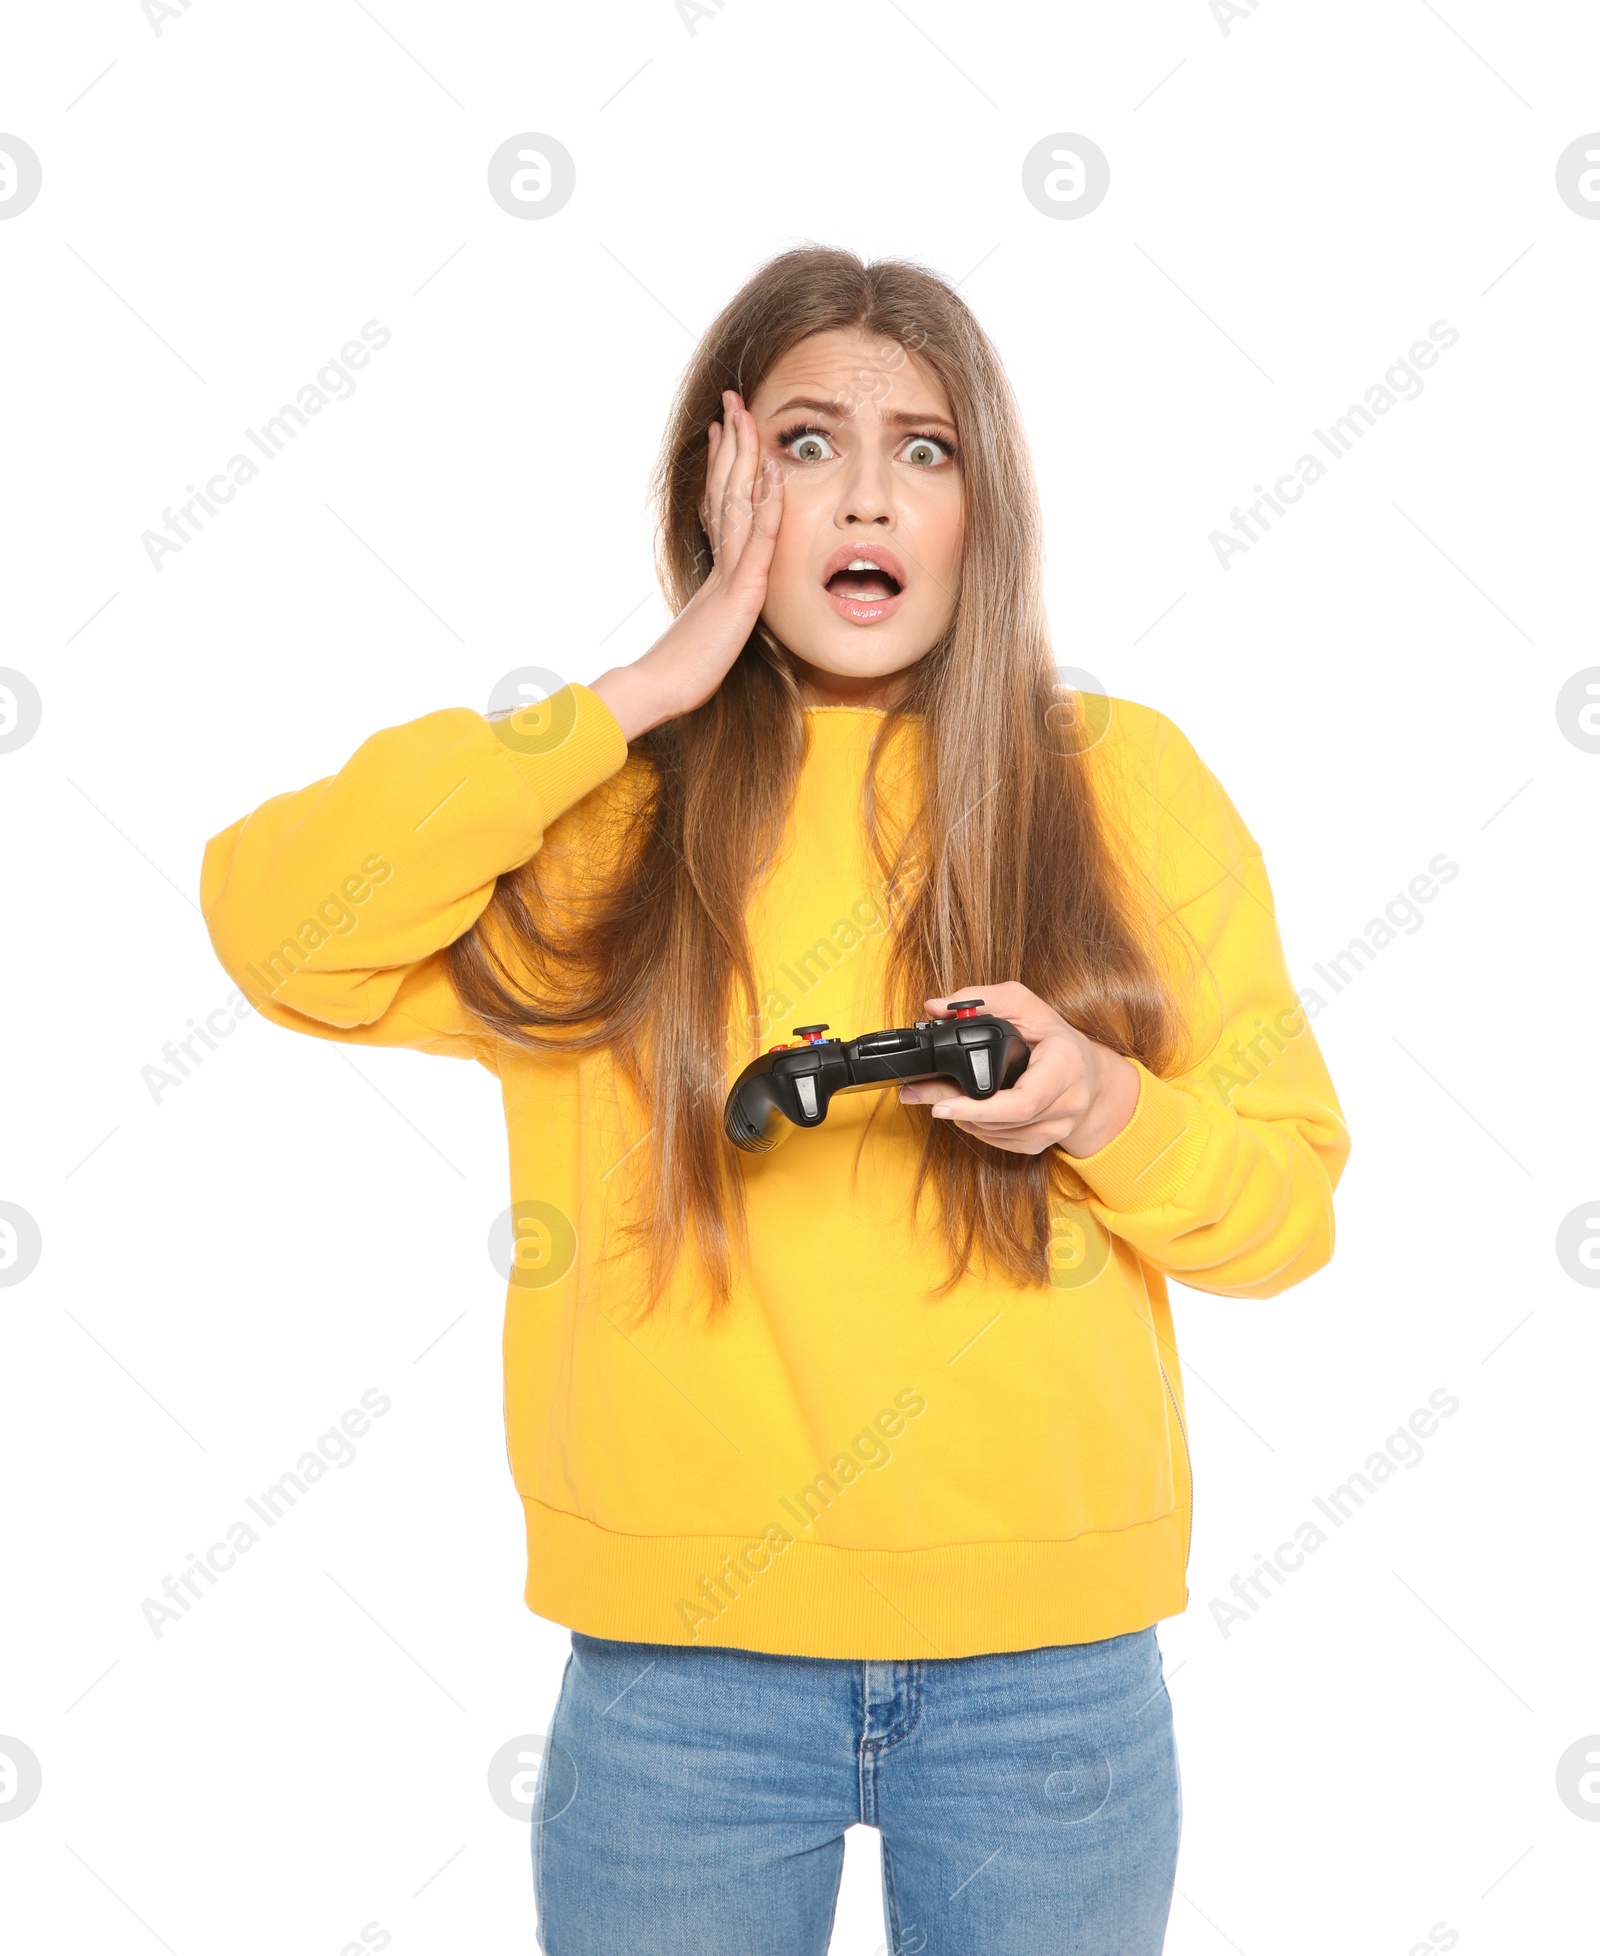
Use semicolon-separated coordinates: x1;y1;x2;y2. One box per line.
3;1;1598;1950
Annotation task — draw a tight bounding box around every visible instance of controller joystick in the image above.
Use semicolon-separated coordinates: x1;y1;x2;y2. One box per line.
723;1001;1030;1153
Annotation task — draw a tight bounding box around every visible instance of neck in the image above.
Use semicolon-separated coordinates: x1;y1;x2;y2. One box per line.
792;658;915;712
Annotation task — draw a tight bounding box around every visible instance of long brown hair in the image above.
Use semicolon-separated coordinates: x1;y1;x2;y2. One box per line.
447;246;1186;1319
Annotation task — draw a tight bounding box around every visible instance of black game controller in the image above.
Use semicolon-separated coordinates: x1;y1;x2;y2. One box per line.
723;999;1031;1153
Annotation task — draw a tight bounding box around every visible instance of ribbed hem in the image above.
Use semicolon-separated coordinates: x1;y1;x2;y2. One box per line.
497;682;630;824
520;1496;1189;1660
1063;1059;1209;1213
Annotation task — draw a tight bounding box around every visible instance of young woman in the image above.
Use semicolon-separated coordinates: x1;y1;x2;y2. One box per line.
201;247;1349;1955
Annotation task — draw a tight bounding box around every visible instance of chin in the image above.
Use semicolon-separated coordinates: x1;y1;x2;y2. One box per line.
770;610;940;686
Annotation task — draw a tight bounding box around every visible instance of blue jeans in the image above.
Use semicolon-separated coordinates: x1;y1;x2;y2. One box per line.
531;1626;1181;1954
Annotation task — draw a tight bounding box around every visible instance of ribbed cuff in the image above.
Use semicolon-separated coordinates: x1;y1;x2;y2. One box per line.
1061;1058;1209;1213
496;682;630;825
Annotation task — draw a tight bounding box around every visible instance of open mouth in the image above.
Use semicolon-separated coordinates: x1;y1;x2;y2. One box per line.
825;560;902;602
820;546;908;620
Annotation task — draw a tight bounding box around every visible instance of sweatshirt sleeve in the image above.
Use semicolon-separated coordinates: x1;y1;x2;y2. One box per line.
198;684;630;1071
1063;713;1351;1298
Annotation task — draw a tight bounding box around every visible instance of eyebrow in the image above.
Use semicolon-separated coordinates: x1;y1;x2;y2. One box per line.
763;395;956;430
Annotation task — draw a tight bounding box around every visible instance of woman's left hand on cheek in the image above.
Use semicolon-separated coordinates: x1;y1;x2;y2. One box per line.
897;981;1141;1158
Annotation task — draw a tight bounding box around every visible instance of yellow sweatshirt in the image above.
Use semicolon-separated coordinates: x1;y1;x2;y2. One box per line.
199;684;1349;1660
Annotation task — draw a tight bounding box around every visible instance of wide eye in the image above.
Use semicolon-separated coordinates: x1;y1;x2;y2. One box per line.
782;428;837;463
900;435;954;468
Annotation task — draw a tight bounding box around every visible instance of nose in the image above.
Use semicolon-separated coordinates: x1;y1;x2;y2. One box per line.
835;428;895;530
